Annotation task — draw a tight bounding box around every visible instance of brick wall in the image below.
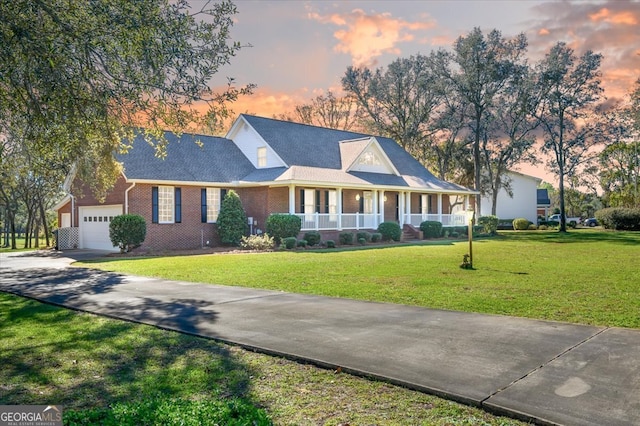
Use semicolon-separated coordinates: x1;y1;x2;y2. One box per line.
128;183;218;251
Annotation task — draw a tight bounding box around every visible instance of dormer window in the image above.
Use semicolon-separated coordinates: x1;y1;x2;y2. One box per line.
257;147;267;167
357;150;382;166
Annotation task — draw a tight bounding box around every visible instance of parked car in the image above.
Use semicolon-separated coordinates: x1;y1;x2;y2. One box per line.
584;218;599;227
548;214;582;227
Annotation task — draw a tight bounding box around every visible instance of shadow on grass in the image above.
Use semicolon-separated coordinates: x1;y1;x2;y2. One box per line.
0;292;268;422
497;229;640;245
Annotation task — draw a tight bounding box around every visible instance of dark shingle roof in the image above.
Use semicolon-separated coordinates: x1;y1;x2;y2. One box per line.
116;131;254;183
114;117;474;193
241;115;473;192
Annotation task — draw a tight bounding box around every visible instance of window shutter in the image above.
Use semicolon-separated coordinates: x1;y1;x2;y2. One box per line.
324;190;329;213
201;189;207;223
315;190;321;213
221;188;227;201
300;189;304;213
359;194;364;213
152;187;158;223
175;187;182;223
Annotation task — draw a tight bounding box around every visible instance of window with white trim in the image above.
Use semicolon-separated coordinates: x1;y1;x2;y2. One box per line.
421;194;428;215
158;186;174;223
328;190;338;221
206;188;221;222
304;189;315;214
257;147;267;167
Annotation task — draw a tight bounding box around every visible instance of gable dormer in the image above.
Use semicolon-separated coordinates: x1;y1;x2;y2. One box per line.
226;115;287;169
341;137;399;175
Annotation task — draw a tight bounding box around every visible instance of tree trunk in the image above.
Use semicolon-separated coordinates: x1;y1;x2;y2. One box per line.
558;114;567;233
39;198;50;247
474;113;482;219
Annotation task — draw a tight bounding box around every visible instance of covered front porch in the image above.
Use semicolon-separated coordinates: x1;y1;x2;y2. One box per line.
277;185;473;231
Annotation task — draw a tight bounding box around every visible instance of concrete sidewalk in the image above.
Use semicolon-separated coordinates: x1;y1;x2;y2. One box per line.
1;250;639;425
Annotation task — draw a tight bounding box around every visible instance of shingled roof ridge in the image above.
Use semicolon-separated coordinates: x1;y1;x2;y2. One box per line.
240;113;385;139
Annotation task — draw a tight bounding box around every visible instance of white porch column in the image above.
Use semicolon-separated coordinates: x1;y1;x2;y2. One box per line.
437;193;443;223
379;190;385;225
406;192;412;226
398;192;404;226
337;187;343;230
288;185;296;214
372;191;379;228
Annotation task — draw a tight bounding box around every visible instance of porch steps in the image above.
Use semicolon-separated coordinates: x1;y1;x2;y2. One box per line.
401;224;423;241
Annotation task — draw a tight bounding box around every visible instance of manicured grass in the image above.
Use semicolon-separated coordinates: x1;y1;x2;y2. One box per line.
0;238;36;252
82;229;640;328
0;292;524;425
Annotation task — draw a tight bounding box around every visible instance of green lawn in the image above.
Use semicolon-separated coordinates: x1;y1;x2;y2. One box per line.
0;292;524;425
82;229;640;328
0;238;36;252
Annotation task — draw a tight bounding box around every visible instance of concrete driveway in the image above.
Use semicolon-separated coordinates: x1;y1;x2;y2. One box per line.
1;249;639;426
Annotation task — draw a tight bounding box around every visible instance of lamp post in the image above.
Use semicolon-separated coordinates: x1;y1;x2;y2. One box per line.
467;209;475;269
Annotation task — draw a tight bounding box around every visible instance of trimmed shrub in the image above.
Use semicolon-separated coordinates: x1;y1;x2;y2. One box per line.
538;224;549;230
377;222;401;241
217;190;248;246
109;214;146;253
528;224;538;230
358;237;366;245
371;232;382;242
303;231;321;246
282;237;297;249
595;207;640;231
265;214;302;244
478;215;499;235
512;218;531;230
326;240;336;248
356;231;372;242
296;239;307;248
339;232;354;245
419;221;442;239
240;234;275;251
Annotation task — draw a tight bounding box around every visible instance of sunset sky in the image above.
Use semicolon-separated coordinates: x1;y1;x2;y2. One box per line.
212;0;640;183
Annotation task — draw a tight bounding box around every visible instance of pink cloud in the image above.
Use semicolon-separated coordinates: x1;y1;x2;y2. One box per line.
589;7;638;25
528;0;640;101
308;9;435;67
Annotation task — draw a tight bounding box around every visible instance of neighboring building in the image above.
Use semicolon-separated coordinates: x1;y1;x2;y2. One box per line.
480;171;541;223
54;115;476;251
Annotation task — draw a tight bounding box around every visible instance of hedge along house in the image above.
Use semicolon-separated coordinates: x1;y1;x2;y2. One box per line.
54;114;477;251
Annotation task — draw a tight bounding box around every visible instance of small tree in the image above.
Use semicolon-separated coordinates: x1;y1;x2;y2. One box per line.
109;214;146;253
217;190;248;246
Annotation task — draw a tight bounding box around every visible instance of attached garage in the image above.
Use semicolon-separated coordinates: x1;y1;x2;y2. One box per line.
79;205;123;250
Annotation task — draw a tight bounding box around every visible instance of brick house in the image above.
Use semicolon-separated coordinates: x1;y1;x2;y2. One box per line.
54;114;476;251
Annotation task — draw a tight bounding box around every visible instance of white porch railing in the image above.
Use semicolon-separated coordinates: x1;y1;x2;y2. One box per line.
403;213;467;227
293;212;467;231
295;213;382;231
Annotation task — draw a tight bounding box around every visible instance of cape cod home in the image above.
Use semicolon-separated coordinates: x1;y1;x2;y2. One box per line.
54;115;476;251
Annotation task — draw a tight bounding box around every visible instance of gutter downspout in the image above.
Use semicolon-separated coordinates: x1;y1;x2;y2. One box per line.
125;182;136;214
70;194;75;227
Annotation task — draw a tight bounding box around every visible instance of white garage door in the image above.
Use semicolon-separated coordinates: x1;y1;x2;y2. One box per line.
79;205;123;251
